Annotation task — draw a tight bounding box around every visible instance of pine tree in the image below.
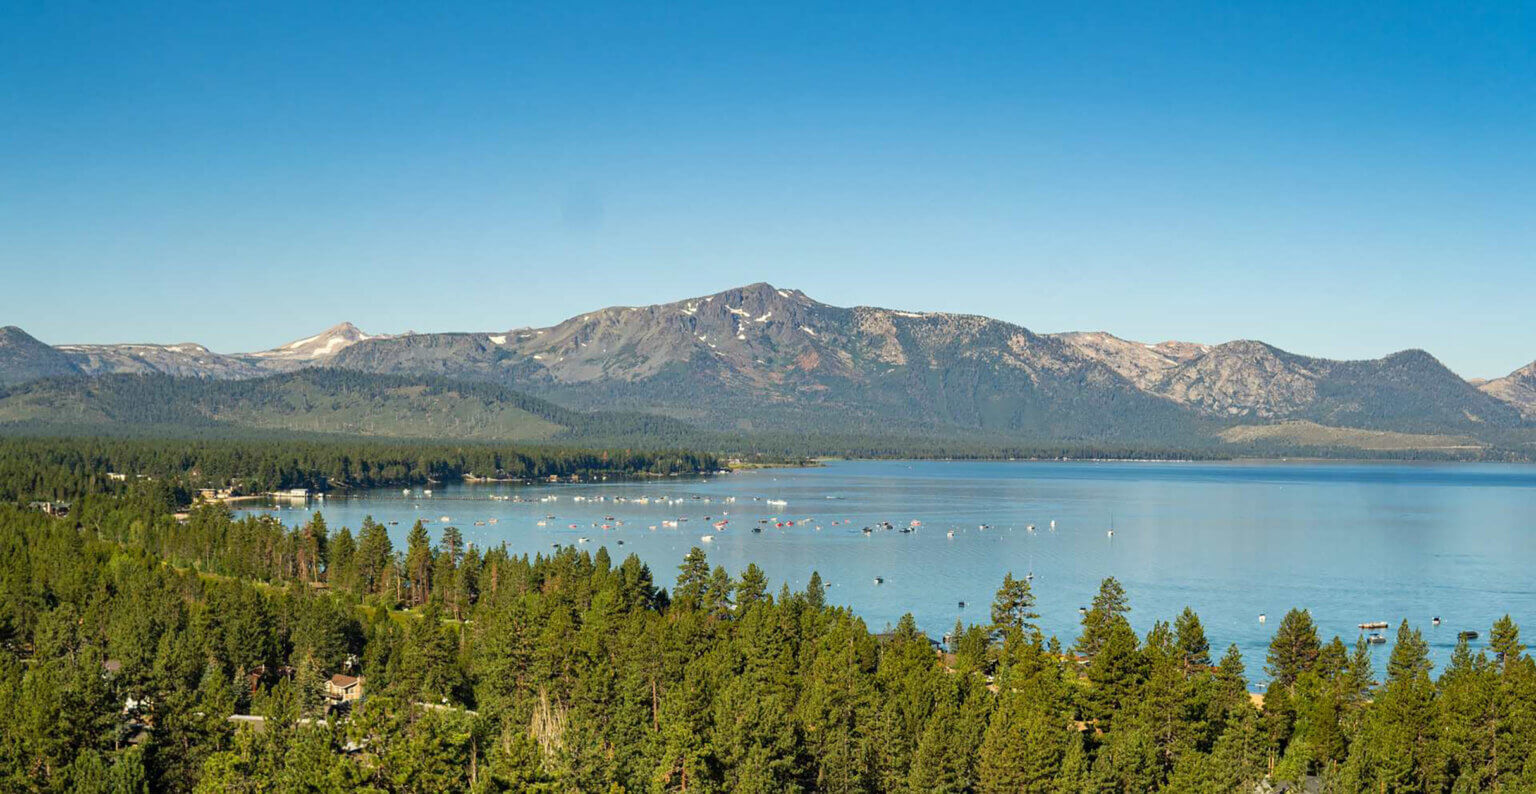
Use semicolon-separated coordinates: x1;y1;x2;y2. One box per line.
1265;609;1321;693
1174;606;1211;672
804;571;826;609
1491;614;1525;672
404;521;434;606
989;572;1040;639
674;547;710;610
1076;577;1130;660
1085;616;1144;727
736;563;769;608
908;703;966;793
1355;621;1440;793
1054;730;1091;793
977;697;1062;793
705;565;734;619
1206;703;1268;793
439;524;464;565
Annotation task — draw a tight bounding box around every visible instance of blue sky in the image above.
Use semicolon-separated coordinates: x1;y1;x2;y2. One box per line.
2;1;1532;376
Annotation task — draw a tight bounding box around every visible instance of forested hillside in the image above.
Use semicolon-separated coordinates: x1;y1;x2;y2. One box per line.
2;370;1525;461
0;370;712;448
1;452;1532;792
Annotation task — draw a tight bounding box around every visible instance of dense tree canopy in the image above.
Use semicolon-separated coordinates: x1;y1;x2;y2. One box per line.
0;441;1533;792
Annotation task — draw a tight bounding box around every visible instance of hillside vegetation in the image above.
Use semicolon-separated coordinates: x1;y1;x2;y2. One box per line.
0;370;708;447
1;450;1532;792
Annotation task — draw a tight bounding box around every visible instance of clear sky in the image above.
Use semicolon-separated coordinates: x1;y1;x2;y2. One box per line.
2;2;1532;377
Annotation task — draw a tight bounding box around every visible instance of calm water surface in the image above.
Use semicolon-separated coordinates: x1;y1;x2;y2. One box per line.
243;460;1536;684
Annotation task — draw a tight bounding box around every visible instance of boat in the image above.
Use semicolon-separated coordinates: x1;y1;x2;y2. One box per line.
439;516;451;523
1026;524;1035;532
701;535;714;543
1049;519;1056;530
873;577;884;585
577;537;589;544
402;489;411;496
423;489;432;497
1358;621;1389;630
1459;630;1480;641
957;601;966;608
946;530;954;539
1432;617;1441;626
1258;613;1266;624
1366;633;1386;645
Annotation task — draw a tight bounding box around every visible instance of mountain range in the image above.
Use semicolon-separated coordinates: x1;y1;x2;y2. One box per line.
4;283;1533;454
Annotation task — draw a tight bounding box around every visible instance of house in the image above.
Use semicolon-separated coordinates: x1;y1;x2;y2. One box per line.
326;674;365;703
28;501;70;517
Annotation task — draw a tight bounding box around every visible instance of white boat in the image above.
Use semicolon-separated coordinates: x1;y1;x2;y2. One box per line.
701;535;714;543
439;516;451;523
423;489;433;496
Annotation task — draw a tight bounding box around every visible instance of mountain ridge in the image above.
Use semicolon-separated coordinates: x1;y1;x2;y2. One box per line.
4;283;1531;448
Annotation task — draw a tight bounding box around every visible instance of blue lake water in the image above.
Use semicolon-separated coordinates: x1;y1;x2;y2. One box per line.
243;460;1536;685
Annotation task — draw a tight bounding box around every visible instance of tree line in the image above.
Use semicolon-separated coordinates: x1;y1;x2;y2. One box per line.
0;436;721;505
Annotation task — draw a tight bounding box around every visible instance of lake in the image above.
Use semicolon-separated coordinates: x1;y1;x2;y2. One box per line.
242;459;1536;684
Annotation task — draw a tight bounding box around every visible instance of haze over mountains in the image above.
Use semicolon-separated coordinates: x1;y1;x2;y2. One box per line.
3;283;1534;453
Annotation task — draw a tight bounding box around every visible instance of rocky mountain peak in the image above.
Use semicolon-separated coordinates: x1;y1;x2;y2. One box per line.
1478;358;1536;418
247;322;375;363
0;326;81;386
